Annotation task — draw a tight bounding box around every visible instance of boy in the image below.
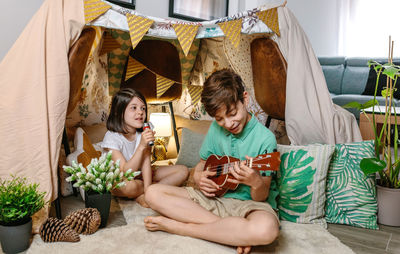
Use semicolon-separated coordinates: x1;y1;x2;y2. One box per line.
144;69;279;254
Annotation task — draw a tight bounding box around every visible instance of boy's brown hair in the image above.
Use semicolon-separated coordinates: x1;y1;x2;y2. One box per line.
201;69;245;117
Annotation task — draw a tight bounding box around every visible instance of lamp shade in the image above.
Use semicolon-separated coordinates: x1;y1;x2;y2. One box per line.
149;113;172;137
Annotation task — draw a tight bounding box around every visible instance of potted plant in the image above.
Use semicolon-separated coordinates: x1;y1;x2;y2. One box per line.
343;41;400;226
63;151;140;227
0;175;47;253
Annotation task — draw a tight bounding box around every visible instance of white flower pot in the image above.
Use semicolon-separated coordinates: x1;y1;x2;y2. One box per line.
377;185;400;226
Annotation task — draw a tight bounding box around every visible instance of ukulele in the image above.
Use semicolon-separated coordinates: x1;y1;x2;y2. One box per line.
204;152;281;197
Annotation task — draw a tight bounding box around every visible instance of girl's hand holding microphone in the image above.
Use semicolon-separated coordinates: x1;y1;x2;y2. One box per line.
140;123;155;149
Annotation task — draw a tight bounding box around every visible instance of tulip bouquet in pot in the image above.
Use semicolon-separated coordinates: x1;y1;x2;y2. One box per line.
63;151;141;194
63;151;141;227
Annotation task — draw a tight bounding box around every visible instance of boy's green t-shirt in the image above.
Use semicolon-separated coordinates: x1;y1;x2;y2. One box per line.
199;114;279;209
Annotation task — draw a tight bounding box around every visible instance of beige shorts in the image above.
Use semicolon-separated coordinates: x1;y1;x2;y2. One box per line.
185;187;279;223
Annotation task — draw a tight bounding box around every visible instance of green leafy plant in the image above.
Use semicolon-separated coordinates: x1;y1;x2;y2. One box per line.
343;58;400;188
0;176;47;225
63;151;141;194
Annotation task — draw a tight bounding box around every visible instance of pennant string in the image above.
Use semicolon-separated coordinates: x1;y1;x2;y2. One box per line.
126;13;154;50
172;24;199;56
83;0;111;24
125;56;202;104
156;75;175;98
188;85;203;105
218;19;242;48
256;8;280;36
125;58;146;81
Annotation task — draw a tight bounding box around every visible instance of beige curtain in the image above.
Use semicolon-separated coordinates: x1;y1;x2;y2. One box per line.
0;0;84;232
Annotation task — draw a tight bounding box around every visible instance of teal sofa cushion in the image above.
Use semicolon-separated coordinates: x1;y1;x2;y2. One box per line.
318;57;345;95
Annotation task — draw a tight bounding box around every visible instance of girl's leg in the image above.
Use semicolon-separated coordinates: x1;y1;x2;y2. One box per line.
153;165;189;186
111;179;144;199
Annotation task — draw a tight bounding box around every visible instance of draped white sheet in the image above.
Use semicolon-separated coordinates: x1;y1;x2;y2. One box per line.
273;7;362;145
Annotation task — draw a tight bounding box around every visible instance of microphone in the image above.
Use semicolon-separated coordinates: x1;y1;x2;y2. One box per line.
143;122;154;146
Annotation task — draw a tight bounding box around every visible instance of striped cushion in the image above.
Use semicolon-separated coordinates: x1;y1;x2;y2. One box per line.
277;144;335;227
325;140;378;229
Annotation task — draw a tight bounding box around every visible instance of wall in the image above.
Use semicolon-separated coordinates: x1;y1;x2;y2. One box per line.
286;0;340;56
0;0;44;61
0;0;339;61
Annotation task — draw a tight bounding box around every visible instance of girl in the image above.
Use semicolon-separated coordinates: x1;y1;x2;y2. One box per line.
101;88;188;207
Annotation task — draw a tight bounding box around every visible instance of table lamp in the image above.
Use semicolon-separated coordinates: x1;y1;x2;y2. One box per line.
149;112;172;160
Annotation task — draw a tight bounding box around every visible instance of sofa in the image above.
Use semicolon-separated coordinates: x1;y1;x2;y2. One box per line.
318;57;400;121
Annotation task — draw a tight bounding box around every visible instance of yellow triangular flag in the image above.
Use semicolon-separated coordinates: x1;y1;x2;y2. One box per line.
188;85;203;105
156;75;175;98
89;26;104;56
218;19;242;48
172;24;199;56
256;8;280;37
126;13;154;51
99;32;121;55
83;0;111;24
125;57;146;81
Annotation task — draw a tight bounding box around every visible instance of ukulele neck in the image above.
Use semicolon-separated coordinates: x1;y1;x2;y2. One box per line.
217;158;268;175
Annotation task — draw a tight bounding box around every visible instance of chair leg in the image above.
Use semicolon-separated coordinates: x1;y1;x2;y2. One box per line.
168;102;180;153
265;116;272;128
54;197;62;219
62;127;78;196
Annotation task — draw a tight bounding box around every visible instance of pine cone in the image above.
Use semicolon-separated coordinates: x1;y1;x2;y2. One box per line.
39;217;80;242
64;208;101;235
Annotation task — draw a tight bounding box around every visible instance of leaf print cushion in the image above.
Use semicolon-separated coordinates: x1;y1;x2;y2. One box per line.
325;140;378;229
277;144;335;228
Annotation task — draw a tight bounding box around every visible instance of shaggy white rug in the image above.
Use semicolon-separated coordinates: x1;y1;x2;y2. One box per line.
27;199;355;254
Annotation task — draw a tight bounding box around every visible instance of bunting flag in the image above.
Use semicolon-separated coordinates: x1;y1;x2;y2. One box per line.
125;57;146;81
172;24;199;56
188;85;203;105
218;19;242;48
126;13;154;51
99;32;121;55
83;0;111;24
256;8;280;37
89;26;104;56
156;75;175;98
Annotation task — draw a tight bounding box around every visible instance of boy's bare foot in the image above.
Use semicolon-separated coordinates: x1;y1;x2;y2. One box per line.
144;216;181;234
136;194;150;208
237;246;251;254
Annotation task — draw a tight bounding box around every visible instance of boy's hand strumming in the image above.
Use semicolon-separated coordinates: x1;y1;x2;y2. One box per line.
198;170;221;197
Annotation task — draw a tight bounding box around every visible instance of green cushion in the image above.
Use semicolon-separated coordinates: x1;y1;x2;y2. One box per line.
325;140;378;229
175;128;205;168
277;144;335;227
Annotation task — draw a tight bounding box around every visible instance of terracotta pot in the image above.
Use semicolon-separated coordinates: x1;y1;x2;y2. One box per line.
0;217;32;253
377;185;400;226
84;191;111;228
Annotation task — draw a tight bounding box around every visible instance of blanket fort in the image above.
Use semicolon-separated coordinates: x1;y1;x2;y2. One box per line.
0;0;361;231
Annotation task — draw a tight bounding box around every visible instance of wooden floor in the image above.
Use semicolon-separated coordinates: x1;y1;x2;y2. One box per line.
51;196;400;254
328;223;400;253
